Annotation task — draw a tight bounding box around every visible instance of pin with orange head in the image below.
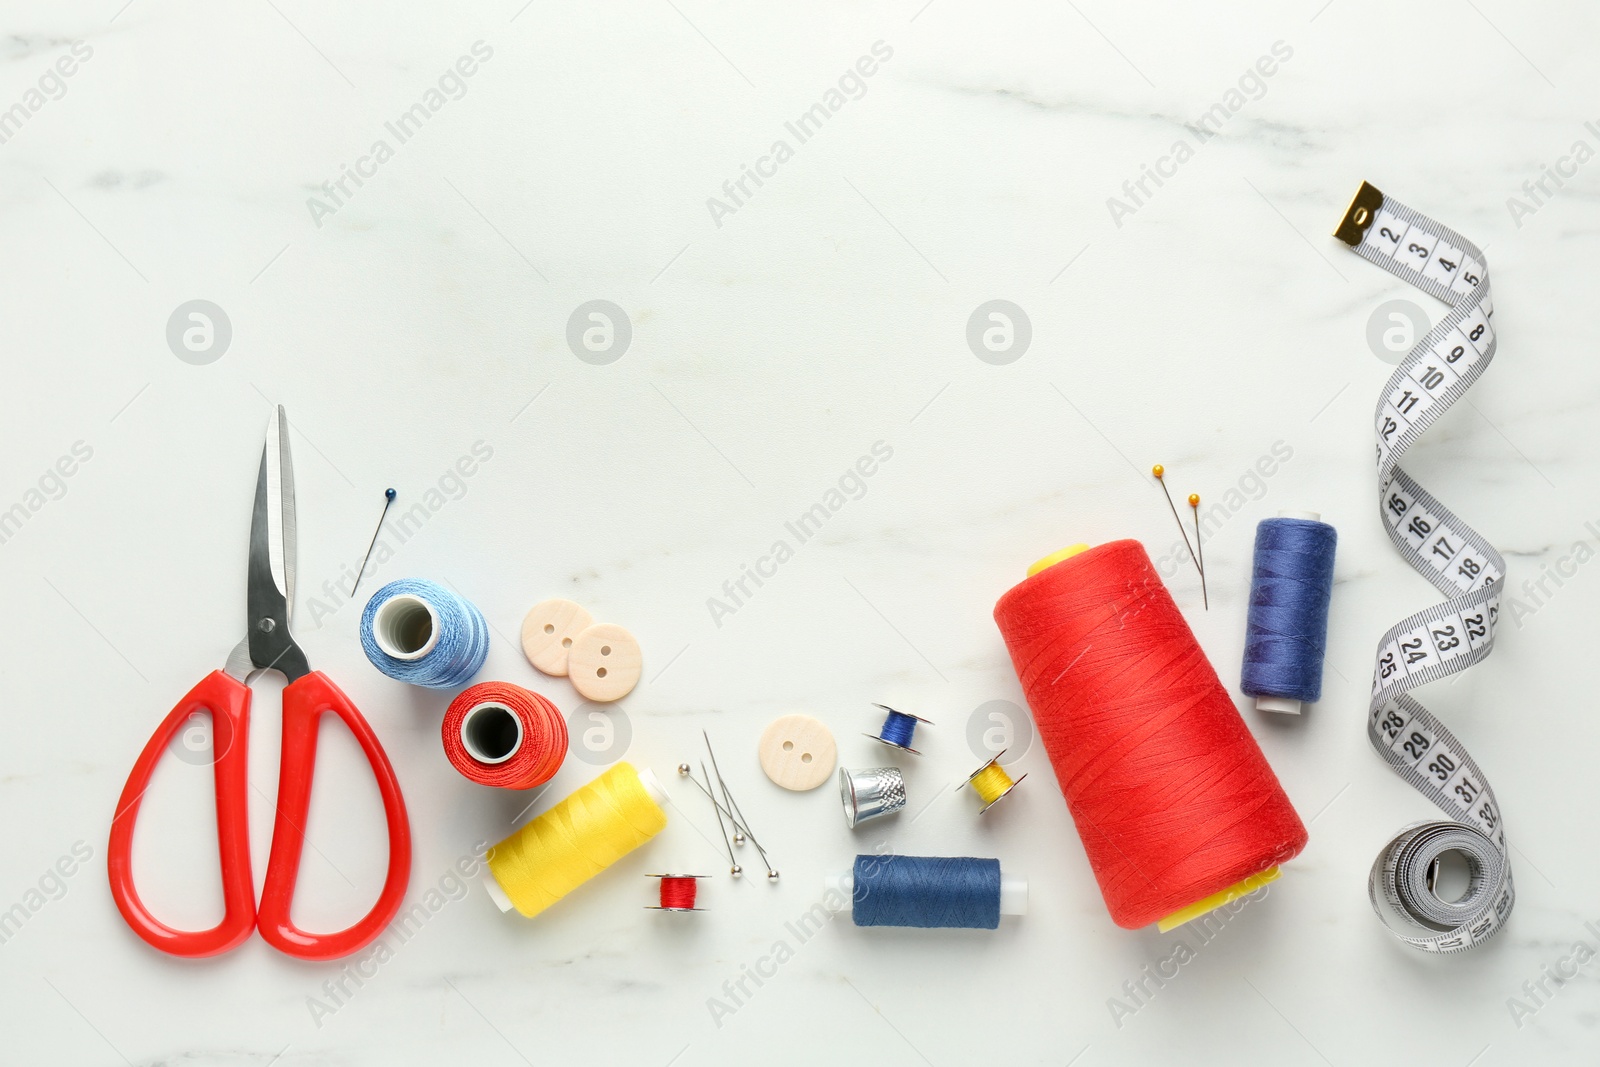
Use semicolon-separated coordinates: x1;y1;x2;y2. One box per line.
1151;464;1206;607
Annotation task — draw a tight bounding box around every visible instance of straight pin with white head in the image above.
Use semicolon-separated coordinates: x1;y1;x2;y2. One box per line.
704;731;777;881
700;760;739;877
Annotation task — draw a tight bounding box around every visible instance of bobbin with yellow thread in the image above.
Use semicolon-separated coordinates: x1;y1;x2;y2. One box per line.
1019;540;1284;931
959;749;1027;814
484;761;668;918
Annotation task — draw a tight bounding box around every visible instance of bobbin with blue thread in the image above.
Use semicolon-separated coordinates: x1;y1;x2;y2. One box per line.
823;855;1028;929
958;749;1027;814
361;578;490;689
1241;509;1338;715
864;704;933;754
839;766;906;828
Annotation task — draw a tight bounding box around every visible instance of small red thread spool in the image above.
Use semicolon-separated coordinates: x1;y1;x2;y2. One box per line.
648;874;705;912
994;539;1307;929
442;681;567;789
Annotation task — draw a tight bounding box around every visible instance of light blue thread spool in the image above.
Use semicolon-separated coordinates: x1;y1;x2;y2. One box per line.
1241;511;1337;715
361;578;490;689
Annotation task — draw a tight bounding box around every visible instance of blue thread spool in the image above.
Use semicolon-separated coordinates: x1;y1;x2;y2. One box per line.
865;704;933;754
361;578;490;689
826;855;1027;929
1241;511;1337;715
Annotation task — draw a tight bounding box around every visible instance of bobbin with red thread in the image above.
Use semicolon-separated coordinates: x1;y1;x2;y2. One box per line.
442;681;568;790
646;874;707;912
993;539;1307;930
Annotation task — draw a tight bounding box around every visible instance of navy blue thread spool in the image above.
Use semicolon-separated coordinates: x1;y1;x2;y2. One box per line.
865;704;932;754
1241;511;1337;715
827;855;1027;929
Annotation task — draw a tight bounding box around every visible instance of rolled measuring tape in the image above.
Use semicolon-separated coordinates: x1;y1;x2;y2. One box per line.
1334;182;1511;952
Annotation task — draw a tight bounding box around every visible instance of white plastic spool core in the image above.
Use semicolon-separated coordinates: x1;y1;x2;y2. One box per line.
484;873;515;913
636;767;667;806
822;872;1028;916
372;594;439;660
460;702;522;765
1255;509;1324;716
483;765;670;914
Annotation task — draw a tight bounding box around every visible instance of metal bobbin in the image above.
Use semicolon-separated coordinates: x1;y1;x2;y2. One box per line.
839;766;906;829
959;749;1027;814
646;874;708;912
864;703;934;754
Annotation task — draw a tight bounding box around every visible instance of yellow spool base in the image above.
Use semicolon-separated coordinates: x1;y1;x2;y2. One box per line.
1157;867;1279;932
1028;542;1091;577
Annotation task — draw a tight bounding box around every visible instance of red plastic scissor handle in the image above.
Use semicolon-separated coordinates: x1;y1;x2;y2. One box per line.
256;671;411;961
107;670;257;958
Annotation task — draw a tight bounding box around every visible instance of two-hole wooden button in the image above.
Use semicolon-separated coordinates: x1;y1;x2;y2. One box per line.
567;623;642;702
758;715;836;791
520;599;593;676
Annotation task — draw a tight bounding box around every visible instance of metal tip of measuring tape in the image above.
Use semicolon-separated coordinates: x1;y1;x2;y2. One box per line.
1333;180;1383;246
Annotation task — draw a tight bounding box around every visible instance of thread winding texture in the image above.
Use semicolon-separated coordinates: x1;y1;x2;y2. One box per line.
851;855;1001;929
993;539;1307;929
442;681;568;789
877;710;919;749
969;762;1015;805
1241;518;1337;703
360;578;489;689
487;762;666;918
658;876;698;911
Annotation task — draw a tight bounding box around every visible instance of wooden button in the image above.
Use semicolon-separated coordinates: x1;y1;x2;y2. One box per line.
568;623;642;702
520;599;594;677
758;715;836;791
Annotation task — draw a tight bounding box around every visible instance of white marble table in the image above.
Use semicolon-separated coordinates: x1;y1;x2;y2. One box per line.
3;1;1597;1063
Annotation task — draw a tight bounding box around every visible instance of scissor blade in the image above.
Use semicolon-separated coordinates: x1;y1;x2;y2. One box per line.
247;406;309;680
263;405;297;618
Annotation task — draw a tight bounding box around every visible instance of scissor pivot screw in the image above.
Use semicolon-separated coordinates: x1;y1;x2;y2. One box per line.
258;618;276;633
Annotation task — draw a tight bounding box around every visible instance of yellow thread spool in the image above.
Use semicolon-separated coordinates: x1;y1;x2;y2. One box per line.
486;762;667;918
961;752;1027;814
1024;542;1281;931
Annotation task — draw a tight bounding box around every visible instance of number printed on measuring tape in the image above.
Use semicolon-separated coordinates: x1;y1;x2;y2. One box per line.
1335;182;1511;954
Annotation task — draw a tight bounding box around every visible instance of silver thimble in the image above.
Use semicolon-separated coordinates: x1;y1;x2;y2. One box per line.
839;766;906;829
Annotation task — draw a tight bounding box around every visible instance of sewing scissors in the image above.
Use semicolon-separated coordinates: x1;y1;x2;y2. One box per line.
108;406;411;960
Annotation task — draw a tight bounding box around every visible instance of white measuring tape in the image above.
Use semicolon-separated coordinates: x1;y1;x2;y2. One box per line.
1334;182;1512;953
